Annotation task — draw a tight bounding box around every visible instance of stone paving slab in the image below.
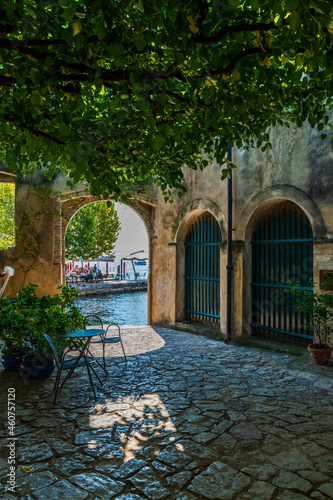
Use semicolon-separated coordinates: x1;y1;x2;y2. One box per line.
1;326;333;499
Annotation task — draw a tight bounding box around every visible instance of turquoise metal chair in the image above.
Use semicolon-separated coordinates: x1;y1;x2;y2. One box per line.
44;334;97;404
84;315;127;371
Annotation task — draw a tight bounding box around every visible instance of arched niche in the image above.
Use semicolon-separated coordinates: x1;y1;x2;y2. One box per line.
175;202;226;328
242;197;316;340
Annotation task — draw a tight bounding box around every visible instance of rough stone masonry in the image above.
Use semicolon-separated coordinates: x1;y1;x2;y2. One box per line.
1;326;333;499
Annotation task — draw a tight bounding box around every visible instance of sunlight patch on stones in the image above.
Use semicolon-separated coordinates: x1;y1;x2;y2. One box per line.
89;327;166;359
86;393;178;463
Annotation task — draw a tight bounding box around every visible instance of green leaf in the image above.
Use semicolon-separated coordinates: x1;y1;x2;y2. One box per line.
152;134;166;151
202;87;214;105
137;99;151;112
62;7;76;22
288;11;300;31
94;18;106;40
133;32;147;51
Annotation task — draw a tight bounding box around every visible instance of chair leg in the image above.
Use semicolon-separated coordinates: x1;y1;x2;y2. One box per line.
85;360;97;398
102;342;106;370
120;339;127;363
59;367;74;388
53;368;62;404
90;363;103;385
86;345;107;375
53;369;61;393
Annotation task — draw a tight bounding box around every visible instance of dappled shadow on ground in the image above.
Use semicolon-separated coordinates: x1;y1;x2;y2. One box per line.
1;326;333;499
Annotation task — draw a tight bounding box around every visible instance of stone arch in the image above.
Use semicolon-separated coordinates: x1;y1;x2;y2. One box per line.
237;185;326;242
53;192;154;322
0;171;17;184
174;200;227;328
174;199;227;244
241;190;319;336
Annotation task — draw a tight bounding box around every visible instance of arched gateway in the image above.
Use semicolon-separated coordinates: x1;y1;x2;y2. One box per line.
184;213;222;325
251;201;313;342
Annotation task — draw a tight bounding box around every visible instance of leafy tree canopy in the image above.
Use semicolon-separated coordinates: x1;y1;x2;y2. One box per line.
65;201;120;260
1;0;333;198
0;183;15;250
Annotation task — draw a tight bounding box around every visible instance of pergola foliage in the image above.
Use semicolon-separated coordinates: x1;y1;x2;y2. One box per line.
1;0;333;198
65;201;120;260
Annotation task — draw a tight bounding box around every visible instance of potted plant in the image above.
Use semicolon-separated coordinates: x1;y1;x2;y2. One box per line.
282;278;333;365
0;283;84;377
0;301;31;370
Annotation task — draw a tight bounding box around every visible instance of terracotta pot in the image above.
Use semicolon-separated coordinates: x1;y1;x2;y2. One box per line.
307;344;333;365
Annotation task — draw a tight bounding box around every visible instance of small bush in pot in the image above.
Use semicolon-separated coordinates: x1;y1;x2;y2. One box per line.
0;302;31;370
282;278;333;364
0;284;84;375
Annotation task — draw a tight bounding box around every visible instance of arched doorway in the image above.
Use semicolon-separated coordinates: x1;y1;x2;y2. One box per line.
184;213;222;325
62;197;151;326
251;201;313;342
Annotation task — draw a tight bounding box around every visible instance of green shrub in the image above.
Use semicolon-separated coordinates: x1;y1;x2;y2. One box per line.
0;284;84;355
282;278;333;349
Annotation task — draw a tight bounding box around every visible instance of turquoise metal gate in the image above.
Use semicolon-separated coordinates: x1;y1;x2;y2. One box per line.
185;214;222;324
251;202;313;342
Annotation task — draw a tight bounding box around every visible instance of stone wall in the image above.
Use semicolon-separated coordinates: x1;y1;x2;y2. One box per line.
0;171;156;302
149;121;333;338
1;119;332;339
70;280;147;296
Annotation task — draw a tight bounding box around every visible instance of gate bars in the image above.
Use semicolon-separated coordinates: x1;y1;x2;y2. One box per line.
251;204;313;341
185;214;222;324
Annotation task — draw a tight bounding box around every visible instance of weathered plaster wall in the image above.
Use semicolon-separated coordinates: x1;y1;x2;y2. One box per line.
1;173;66;298
0;172;156;301
150;120;333;337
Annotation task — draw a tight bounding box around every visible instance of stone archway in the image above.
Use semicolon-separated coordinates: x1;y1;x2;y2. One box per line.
54;192;155;323
241;194;323;338
174;201;227;330
251;200;313;342
236;187;327;337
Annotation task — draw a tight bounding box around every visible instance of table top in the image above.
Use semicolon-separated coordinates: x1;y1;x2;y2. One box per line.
61;329;105;339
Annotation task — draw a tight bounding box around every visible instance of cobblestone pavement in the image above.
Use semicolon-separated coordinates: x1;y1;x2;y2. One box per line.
1;326;333;500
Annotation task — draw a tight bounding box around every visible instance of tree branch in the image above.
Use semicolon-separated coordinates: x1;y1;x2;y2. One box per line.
0;23;15;34
211;46;271;76
0;35;100;48
194;20;285;44
4;115;66;145
0;39;47;58
0;75;16;86
193;0;209;31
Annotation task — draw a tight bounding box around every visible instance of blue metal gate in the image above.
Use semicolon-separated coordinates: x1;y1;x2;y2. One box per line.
251;202;313;342
185;214;222;324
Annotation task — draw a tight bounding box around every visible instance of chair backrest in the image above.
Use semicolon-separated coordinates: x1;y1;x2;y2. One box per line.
83;314;104;330
105;323;121;338
44;334;60;367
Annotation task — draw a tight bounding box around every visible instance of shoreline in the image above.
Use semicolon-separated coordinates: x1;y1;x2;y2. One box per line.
69;279;147;296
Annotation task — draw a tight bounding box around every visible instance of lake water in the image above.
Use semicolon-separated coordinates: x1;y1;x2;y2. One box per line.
76;291;148;326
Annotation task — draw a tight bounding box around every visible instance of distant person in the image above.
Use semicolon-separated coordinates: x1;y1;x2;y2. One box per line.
85;271;94;282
